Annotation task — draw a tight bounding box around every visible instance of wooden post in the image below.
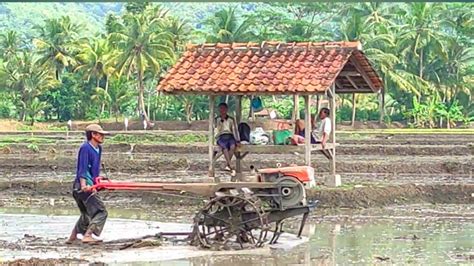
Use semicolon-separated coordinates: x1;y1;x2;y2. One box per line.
208;95;217;181
328;84;339;186
351;93;356;127
379;88;385;123
304;95;311;166
316;95;321;111
236;95;242;124
248;95;256;120
235;95;243;181
293;94;300;121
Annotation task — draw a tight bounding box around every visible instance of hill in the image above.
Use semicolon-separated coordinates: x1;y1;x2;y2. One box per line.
0;2;256;39
0;3;123;38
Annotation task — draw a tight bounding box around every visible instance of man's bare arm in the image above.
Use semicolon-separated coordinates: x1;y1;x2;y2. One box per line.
321;132;328;149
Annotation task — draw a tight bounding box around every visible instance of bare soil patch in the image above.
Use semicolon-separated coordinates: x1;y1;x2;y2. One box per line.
5;258;90;265
1;180;472;211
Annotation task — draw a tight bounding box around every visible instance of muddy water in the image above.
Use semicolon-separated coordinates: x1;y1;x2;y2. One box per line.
1;207;473;265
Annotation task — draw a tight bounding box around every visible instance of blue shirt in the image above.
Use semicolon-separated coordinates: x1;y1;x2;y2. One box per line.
75;141;102;186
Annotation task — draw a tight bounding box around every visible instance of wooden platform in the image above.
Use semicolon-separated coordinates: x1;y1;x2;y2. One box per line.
214;143;338;154
211;143;339;178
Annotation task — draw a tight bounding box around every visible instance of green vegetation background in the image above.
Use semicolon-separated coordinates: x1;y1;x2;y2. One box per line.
0;2;472;128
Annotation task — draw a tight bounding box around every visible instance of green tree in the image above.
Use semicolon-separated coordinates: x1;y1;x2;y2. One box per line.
165;17;192;53
42;72;83;121
27;97;50;126
108;77;134;121
75;38;116;112
0;30;23;59
396;3;449;81
202;7;255;43
111;5;175;123
33;16;82;80
1;52;58;121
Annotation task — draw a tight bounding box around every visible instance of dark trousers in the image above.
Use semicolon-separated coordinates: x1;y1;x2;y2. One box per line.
72;185;108;236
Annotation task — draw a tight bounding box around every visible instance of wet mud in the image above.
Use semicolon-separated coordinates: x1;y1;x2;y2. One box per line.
1;131;473;264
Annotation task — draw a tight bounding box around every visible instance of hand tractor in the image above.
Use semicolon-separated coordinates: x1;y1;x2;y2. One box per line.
91;165;317;249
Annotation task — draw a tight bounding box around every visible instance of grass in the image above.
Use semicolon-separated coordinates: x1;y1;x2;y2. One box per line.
0;136;56;144
109;133;207;144
27;143;40;153
311;182;381;191
340;128;474;135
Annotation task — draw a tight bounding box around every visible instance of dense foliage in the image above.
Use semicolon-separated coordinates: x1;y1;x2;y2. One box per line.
0;2;472;127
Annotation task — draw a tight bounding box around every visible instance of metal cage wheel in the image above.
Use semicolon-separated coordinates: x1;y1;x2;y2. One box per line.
192;194;270;249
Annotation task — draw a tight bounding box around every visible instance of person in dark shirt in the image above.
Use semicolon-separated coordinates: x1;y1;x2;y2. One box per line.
66;124;110;244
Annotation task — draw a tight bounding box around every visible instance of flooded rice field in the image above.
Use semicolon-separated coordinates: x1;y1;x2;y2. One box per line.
1;205;473;265
0;131;472;264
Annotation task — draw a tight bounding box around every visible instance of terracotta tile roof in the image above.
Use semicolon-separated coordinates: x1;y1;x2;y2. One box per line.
157;41;383;95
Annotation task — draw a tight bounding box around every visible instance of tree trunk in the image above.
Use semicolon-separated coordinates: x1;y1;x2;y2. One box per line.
138;81;148;121
136;62;149;123
419;48;423;79
101;76;109;113
19;109;26;122
147;89;151;121
185;101;193;125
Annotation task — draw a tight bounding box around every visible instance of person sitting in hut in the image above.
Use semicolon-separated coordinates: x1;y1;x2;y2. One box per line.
290;108;332;149
215;102;240;173
290;115;317;145
313;108;332;149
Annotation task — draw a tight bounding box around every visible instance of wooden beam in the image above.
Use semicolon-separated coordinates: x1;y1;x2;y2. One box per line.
346;76;359;91
208;96;217;181
236;95;242;124
349;56;377;92
248;96;254;120
293;94;300;120
333;90;374;94
328;84;338;185
335;80;344;90
304;95;311;166
316;95;321;111
351;93;356;127
339;71;361;77
235;95;242;181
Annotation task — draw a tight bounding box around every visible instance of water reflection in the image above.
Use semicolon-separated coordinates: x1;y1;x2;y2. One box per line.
171;219;473;265
1;207;472;265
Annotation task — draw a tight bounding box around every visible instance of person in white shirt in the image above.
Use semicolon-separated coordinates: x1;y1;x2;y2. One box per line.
215;102;240;172
312;108;332;149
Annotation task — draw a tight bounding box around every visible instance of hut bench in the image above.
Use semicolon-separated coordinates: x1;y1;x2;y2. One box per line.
212;143;339;170
157;41;384;186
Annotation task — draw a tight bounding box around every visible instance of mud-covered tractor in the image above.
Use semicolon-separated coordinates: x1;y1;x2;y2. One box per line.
92;165;317;249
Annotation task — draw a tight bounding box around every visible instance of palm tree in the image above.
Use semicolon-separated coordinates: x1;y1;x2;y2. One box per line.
33;16;81;81
0;30;23;60
202;7;254;43
75;38;116;112
111;5;175;123
165;17;192;53
2;52;57;121
27;97;50;126
108;77;134;122
396;3;449;80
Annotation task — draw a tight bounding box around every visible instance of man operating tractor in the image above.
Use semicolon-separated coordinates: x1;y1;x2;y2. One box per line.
66;124;110;244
